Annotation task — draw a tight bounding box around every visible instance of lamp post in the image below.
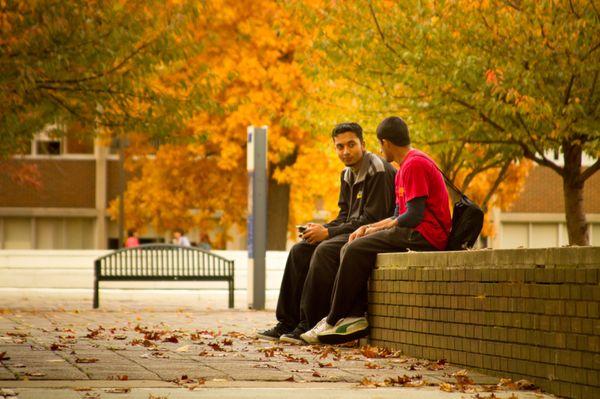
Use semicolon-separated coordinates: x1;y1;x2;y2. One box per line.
117;133;128;249
247;126;268;310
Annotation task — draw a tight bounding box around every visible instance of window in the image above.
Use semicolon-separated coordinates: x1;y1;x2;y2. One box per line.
36;140;62;155
3;218;32;249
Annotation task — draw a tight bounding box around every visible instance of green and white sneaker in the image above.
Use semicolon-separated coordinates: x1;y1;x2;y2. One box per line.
300;317;331;344
317;317;369;344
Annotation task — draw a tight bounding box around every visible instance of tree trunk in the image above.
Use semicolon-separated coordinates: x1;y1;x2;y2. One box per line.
267;175;290;250
562;140;589;246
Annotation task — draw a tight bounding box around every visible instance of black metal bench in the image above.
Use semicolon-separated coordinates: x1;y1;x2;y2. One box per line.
93;244;234;308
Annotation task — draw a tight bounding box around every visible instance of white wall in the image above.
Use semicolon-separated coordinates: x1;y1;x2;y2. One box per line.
0;250;288;293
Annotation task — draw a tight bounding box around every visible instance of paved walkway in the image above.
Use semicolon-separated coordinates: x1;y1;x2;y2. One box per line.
0;289;557;398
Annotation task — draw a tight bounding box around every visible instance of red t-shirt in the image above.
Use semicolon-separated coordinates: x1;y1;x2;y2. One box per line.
125;237;139;248
395;149;451;250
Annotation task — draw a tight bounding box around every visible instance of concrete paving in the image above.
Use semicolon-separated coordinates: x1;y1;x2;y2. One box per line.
0;288;559;398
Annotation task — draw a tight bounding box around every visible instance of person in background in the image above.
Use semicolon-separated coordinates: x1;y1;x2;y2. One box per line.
197;232;212;251
125;229;139;248
173;228;191;247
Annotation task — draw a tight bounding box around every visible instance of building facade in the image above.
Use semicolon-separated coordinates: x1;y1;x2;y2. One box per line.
0;135;598;249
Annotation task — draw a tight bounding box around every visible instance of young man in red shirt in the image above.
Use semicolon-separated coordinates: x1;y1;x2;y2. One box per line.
301;116;452;344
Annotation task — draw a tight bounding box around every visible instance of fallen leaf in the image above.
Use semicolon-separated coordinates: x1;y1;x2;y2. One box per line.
107;375;128;381
283;354;308;364
515;379;537;390
426;359;447;370
208;343;224;352
25;372;46;377
358;376;381;387
76;358;99;363
103;388;130;393
6;332;28;337
359;344;401;359
163;335;179;343
440;382;455;392
176;345;191;352
254;364;278;369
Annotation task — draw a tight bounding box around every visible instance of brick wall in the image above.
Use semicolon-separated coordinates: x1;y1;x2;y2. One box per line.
369;247;600;399
0;159;95;208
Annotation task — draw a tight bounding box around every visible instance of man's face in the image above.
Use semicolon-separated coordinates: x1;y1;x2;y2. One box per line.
379;139;393;162
333;132;365;167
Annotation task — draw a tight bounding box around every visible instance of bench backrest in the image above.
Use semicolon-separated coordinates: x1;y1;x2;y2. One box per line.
94;244;234;278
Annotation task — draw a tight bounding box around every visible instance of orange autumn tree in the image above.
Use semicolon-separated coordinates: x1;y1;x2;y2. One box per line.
109;0;341;248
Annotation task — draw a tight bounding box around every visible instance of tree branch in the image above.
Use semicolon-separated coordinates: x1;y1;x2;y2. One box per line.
367;0;401;57
449;95;507;132
481;159;512;213
569;0;581;18
564;74;576;105
579;158;600;182
428;136;565;176
36;40;154;85
519;142;564;176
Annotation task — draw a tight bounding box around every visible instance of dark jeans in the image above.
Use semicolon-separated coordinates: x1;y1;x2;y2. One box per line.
275;233;349;332
326;227;435;325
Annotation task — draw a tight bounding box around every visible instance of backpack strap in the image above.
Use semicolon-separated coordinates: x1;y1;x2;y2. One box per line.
410;153;454;238
412;153;466;198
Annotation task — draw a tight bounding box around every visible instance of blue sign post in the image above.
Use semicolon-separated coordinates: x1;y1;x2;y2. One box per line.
247;126;268;310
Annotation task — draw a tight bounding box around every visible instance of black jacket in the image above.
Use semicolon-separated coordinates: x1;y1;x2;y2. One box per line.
324;152;397;237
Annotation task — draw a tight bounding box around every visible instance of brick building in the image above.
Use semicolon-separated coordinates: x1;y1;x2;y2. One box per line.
490;164;600;248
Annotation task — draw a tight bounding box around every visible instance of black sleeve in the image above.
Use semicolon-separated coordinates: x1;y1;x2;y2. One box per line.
327;170;395;237
396;196;426;228
323;172;349;228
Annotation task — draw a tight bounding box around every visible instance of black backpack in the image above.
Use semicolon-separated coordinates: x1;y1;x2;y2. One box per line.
445;193;484;250
416;155;484;250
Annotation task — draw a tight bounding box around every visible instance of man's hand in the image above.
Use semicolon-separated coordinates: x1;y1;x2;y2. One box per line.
350;218;398;242
302;223;329;244
349;225;368;243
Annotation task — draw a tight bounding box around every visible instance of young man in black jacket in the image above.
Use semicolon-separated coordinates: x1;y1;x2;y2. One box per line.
257;122;397;344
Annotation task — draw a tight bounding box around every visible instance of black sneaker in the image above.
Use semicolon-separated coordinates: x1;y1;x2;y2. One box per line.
279;328;307;345
256;323;292;341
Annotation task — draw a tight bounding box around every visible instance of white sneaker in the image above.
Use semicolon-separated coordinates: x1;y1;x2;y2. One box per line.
317;316;369;344
300;317;331;344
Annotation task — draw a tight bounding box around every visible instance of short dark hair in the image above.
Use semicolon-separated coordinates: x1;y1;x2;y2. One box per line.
376;116;410;146
331;122;363;141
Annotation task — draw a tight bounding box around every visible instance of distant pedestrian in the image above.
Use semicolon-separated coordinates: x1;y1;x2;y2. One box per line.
197;232;212;251
173;228;191;247
125;229;139;248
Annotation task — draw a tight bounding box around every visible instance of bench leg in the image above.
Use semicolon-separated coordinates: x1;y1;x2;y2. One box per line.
93;278;99;309
228;279;234;309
